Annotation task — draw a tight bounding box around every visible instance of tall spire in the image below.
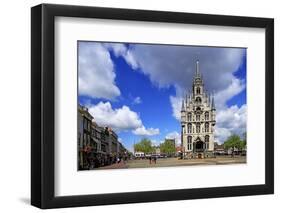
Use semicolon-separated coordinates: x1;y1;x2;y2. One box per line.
196;60;200;77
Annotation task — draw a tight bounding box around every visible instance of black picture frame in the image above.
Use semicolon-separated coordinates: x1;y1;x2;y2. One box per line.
31;3;274;209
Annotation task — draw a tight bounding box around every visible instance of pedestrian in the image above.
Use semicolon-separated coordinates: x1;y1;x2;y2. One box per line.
149;156;152;164
154;156;157;164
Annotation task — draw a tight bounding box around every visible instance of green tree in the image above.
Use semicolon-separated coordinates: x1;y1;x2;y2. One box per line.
224;134;248;156
223;134;241;157
160;139;176;156
134;138;154;154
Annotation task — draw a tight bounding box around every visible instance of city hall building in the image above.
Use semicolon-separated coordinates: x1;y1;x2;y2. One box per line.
181;61;216;158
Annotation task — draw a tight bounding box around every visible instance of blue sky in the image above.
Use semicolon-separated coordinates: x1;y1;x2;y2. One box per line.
78;41;247;151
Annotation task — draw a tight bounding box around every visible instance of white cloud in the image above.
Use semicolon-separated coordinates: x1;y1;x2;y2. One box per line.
78;42;120;99
217;105;247;132
214;127;232;145
215;104;247;144
214;78;245;110
132;96;142;105
105;43;139;69
132;126;160;136
124;49;139;69
87;101;159;136
104;43;127;57
120;45;245;91
169;95;182;120
87;102;142;131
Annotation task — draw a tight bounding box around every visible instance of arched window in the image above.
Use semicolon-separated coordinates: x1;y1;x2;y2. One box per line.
205;122;209;132
196;87;200;94
195;97;201;104
188;113;192;121
205;112;209;121
187;123;192;133
196;114;200;121
196;123;200;133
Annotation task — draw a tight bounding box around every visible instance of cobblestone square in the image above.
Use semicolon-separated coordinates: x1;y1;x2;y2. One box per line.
96;156;246;170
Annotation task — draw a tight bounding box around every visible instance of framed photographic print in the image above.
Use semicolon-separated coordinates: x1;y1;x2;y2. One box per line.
31;3;274;209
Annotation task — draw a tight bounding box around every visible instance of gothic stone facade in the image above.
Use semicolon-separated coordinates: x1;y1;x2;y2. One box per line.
181;61;216;158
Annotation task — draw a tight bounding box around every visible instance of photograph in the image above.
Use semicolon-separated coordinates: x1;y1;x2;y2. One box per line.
77;41;247;170
30;3;274;209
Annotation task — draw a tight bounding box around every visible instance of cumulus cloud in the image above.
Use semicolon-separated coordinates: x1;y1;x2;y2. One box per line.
214;78;245;110
215;105;247;144
214;127;232;145
78;42;120;100
122;44;245;91
88;102;141;131
132;126;160;136
105;43;139;69
169;95;182;120
87;101;159;136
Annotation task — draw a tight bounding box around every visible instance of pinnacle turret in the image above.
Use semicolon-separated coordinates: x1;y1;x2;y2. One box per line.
181;99;185;112
211;94;216;110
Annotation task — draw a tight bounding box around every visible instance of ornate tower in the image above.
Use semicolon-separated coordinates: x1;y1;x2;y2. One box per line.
181;60;216;158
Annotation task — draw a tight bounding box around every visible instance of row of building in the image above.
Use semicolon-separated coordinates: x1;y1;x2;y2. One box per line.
78;105;128;170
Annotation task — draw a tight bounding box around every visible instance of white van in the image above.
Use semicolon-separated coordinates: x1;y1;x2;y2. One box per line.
134;152;145;158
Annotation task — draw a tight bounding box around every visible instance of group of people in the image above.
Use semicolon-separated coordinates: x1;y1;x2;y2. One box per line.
149;156;157;164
